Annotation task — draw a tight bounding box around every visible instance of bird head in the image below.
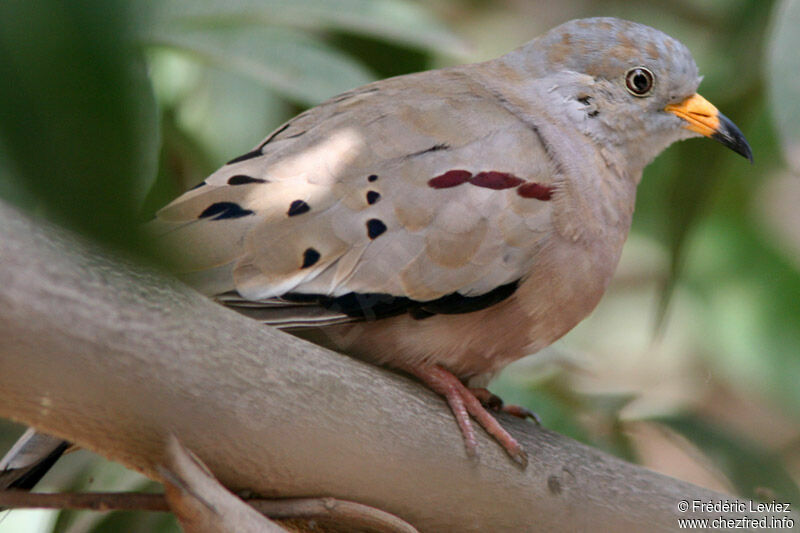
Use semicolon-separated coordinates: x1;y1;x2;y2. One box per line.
520;17;752;171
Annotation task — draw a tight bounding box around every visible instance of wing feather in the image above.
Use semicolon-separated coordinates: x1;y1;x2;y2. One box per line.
150;67;560;327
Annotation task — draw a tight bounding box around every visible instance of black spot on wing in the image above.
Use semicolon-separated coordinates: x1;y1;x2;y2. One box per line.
366;191;380;205
228;175;267;185
366;219;387;239
258;122;292;147
330;92;357;104
226;149;262;165
367;174;378;182
407;143;450;158
287;200;311;217
327;85;381;105
198;202;254;220
301;248;320;268
282;280;520;321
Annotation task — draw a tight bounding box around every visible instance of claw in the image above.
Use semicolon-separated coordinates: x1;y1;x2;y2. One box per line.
470;387;542;425
501;405;542;426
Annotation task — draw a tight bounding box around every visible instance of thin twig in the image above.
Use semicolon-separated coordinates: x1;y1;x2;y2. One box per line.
0;491;419;533
0;491;169;512
249;497;420;533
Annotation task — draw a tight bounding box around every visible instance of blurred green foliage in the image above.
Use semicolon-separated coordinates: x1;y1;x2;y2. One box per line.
0;0;798;531
0;0;158;247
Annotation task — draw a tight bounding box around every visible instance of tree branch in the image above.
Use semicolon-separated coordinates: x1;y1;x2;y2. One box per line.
0;200;789;531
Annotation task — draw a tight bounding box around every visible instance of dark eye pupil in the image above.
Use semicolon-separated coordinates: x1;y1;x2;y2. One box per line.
626;67;654;96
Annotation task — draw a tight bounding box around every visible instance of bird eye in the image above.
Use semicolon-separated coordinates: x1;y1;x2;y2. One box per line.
625;67;655;97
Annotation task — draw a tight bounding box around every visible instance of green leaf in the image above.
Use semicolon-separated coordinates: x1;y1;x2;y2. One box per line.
169;65;293;165
767;0;800;173
146;26;375;105
0;0;160;248
138;0;466;56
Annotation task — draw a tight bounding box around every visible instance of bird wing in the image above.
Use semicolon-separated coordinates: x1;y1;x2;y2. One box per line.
152;68;560;327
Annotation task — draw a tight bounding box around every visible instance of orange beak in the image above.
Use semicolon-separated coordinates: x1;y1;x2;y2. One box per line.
665;93;752;162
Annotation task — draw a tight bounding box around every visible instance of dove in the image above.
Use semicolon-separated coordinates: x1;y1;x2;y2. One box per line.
1;17;751;484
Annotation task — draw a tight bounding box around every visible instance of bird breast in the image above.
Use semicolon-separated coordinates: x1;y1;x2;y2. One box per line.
315;193;633;379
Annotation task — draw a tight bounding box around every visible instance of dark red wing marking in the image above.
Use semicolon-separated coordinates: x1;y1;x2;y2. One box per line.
428;169;553;201
470;171;524;190
428;170;472;188
517;182;554;201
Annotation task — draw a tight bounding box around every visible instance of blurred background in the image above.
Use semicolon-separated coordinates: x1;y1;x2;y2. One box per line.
0;0;798;530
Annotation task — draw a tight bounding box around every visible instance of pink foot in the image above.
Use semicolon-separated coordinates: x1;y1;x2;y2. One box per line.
403;365;528;467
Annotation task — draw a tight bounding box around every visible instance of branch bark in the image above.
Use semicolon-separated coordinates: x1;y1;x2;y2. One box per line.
0;200;787;531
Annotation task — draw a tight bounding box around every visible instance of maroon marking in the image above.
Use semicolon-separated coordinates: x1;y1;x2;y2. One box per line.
517;182;554;201
470;171;524;190
428;170;472;188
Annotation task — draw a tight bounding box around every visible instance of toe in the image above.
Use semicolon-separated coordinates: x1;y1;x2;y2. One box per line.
502;405;542;425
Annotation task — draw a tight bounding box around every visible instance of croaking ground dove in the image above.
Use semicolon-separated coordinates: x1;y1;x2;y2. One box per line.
0;17;752;482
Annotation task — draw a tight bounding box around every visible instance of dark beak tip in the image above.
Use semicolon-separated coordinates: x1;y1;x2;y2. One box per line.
744;142;754;164
713;112;753;164
736;139;754;164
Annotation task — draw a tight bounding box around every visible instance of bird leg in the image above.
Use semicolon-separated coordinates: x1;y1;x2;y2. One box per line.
469;388;542;425
403;364;528;467
404;364;478;457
